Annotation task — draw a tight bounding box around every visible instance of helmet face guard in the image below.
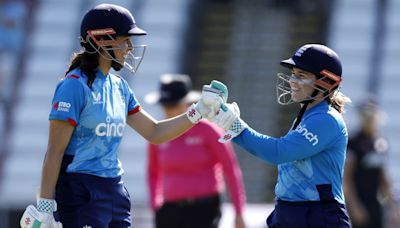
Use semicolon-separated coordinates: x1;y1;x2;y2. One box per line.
80;4;147;74
83;28;146;74
276;70;342;105
277;73;313;105
277;44;343;105
122;44;146;73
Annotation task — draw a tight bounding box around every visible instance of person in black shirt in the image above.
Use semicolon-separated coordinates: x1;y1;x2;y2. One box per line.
343;99;399;228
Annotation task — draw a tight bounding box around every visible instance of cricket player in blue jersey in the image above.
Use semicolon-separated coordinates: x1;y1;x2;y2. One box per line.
20;3;227;228
212;44;352;227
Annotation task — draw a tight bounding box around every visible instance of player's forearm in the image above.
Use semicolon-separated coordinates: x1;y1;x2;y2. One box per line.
150;114;193;144
40;150;63;199
128;110;193;144
222;163;246;214
233;128;282;164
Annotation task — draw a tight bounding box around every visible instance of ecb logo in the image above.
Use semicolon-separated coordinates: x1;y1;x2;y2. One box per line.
294;45;311;57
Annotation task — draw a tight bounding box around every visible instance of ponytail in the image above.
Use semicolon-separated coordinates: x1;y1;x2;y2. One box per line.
65;51;99;88
326;90;352;113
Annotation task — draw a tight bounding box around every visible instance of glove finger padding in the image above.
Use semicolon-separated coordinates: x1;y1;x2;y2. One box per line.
202;92;224;120
202;80;228;103
201;80;228;120
214;102;240;130
187;80;228;124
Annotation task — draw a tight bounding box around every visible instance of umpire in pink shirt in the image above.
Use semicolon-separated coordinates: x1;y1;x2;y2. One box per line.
145;74;247;228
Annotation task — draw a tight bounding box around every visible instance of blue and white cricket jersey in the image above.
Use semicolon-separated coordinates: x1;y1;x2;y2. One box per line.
233;101;348;204
49;68;141;178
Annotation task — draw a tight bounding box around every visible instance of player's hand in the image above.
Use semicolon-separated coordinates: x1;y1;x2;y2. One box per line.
20;205;63;228
213;102;248;143
20;198;62;228
186;80;228;124
215;102;240;130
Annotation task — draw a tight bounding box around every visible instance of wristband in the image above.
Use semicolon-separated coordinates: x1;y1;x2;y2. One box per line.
37;198;56;214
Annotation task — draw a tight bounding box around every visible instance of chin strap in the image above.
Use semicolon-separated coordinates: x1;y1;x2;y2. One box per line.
292;90;319;130
292;102;309;130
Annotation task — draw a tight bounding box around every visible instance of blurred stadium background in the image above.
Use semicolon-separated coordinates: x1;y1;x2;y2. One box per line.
0;0;399;227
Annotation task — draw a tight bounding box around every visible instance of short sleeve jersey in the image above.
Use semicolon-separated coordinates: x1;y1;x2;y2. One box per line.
49;69;141;177
233;101;348;204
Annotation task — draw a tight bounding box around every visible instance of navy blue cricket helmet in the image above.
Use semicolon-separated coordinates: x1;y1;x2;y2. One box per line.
79;3;147;73
80;3;146;40
280;44;342;78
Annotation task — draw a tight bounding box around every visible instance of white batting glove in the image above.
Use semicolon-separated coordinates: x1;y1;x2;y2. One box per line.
186;80;228;124
20;198;62;228
213;102;248;143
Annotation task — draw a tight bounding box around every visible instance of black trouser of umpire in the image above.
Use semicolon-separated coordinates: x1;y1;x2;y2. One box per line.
155;194;221;228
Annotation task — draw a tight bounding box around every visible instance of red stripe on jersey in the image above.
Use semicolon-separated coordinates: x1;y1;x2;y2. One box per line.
66;75;80;79
128;106;141;115
67;118;77;127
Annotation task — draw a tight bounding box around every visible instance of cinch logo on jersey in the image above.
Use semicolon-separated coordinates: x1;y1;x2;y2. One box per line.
295;123;319;146
95;116;125;137
52;101;71;112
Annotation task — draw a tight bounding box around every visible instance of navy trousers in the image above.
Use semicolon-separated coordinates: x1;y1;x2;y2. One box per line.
55;155;132;228
266;200;350;228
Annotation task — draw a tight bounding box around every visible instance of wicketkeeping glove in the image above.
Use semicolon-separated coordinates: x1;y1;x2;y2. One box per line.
20;198;62;228
213;102;248;143
186;80;228;124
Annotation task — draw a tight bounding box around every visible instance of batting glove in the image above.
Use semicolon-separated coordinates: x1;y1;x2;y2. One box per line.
186;80;228;124
213;102;248;143
20;198;62;228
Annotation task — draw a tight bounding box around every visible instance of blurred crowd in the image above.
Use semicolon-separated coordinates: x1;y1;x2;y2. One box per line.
0;0;27;105
0;0;36;156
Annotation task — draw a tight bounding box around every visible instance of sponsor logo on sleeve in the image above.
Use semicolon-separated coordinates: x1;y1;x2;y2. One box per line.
295;123;319;146
52;101;71;112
